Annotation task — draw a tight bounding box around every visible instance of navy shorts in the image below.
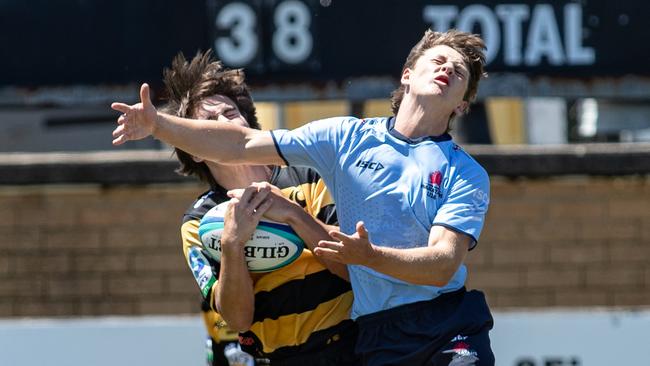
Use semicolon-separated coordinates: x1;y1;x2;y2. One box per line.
355;288;494;366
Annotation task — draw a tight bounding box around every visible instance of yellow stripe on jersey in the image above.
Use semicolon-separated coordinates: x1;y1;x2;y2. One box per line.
280;179;334;218
253;250;325;293
249;292;354;353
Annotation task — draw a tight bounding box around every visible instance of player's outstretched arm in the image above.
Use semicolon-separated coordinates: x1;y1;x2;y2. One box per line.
315;223;470;286
111;83;284;166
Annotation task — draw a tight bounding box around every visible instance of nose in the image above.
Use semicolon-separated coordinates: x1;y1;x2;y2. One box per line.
440;62;454;75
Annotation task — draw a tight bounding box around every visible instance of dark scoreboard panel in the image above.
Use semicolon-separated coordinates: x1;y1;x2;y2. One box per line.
1;0;647;86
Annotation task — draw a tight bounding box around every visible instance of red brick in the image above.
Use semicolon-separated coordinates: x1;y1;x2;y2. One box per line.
137;297;197;315
0;207;16;227
489;201;548;220
466;268;522;290
0;278;45;296
47;277;104;297
491;289;554;308
14;300;77;317
168;275;200;296
579;220;639;240
479;221;522;242
608;242;650;263
108;276;164;296
492;245;546;265
553;290;609;306
78;299;135;316
585;266;644;287
612;290;650;306
132;251;186;273
45;229;102;250
75;252;131;272
523;222;579;241
464;245;491;266
609;200;650;218
548;202;606;219
549;243;607;264
525;268;582;288
0;300;13;316
105;229;162;249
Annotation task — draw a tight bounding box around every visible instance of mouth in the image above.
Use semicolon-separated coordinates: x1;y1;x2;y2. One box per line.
434;75;449;86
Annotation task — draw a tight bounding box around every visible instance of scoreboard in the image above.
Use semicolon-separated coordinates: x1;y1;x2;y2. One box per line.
1;0;647;86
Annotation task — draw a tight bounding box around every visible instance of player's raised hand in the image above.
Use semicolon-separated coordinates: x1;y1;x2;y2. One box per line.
314;221;377;265
111;83;158;145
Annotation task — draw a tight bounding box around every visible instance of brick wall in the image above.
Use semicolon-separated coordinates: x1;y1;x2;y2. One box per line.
466;176;650;308
1;173;649;317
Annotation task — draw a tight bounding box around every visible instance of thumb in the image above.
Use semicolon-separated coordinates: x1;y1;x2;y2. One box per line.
140;83;152;108
356;221;368;239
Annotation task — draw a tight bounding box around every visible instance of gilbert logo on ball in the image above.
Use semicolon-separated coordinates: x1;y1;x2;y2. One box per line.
198;201;304;272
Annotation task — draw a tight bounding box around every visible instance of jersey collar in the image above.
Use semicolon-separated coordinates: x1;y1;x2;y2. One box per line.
386;117;452;144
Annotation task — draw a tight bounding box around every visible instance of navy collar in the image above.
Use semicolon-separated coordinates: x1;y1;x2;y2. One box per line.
386;117;452;143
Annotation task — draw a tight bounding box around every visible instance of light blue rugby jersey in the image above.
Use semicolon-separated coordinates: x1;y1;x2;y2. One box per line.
271;116;490;319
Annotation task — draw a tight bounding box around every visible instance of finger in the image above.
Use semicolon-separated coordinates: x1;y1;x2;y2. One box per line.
140;83;152;108
318;240;344;250
251;181;271;190
111;102;131;114
249;187;271;210
313;247;344;262
112;134;127;146
112;124;125;138
239;186;257;204
329;230;352;243
226;188;244;199
253;198;273;218
356;221;369;239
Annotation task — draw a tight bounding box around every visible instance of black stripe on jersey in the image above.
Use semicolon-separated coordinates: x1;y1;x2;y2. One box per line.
241;318;357;359
252;270;351;323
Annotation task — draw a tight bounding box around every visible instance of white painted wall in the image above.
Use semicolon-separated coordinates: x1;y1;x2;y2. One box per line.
1;309;649;366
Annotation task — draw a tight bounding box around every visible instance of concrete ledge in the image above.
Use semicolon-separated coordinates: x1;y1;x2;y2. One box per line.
1;144;649;185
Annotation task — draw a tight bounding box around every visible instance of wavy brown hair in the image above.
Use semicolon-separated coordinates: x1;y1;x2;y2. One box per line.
161;50;259;186
390;29;487;121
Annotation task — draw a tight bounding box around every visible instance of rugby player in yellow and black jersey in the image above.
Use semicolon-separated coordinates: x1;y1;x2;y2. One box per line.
161;51;357;365
182;166;357;365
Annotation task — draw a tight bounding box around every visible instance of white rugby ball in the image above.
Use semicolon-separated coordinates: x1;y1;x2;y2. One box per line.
198;201;304;272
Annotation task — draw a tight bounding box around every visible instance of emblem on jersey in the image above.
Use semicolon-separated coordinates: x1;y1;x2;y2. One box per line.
422;171;443;199
356;159;384;172
188;247;216;298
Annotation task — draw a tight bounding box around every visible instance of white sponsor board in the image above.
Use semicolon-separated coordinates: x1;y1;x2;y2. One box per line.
1;309;649;366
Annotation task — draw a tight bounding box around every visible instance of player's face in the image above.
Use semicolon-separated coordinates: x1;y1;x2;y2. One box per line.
402;45;469;109
195;95;249;128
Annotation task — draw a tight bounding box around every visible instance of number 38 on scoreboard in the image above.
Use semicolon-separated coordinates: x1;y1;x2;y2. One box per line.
208;0;319;72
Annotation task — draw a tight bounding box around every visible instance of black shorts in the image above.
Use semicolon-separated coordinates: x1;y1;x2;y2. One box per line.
355;288;494;366
257;321;360;366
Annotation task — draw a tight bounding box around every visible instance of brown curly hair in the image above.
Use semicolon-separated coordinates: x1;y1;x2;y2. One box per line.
160;50;260;186
390;29;487;119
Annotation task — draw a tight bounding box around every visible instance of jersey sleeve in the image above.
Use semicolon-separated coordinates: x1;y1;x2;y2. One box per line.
181;219;220;305
271;117;355;178
432;164;490;249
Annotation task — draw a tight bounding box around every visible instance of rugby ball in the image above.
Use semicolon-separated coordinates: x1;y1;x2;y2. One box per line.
198;201;304;272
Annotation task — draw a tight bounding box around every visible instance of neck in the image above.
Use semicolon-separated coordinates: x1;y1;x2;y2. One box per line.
209;164;272;191
394;96;451;138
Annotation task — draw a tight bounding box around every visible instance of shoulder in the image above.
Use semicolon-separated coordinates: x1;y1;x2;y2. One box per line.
182;189;229;223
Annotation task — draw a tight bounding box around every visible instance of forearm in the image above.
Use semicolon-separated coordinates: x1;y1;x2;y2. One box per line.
153;112;279;165
285;209;349;280
365;245;464;286
215;244;255;331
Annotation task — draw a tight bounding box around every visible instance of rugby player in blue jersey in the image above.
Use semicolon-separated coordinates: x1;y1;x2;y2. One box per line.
112;29;494;365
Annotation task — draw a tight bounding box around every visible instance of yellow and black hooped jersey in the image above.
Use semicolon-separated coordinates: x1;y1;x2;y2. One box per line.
181;166;355;360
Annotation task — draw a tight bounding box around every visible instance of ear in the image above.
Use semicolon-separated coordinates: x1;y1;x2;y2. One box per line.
454;100;469;115
400;68;411;86
191;155;204;163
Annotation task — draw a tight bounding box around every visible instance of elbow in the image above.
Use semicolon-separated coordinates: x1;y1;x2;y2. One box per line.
216;302;253;332
427;262;459;287
225;317;253;333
